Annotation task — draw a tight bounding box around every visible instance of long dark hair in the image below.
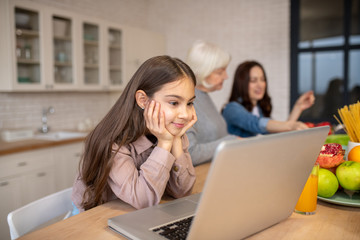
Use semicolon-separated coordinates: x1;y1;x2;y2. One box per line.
228;61;272;117
80;55;196;210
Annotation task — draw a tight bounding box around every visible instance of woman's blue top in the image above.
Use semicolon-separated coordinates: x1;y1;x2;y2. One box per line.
222;100;270;137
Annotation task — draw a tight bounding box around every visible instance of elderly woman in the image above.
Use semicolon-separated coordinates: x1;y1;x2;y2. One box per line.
185;40;237;166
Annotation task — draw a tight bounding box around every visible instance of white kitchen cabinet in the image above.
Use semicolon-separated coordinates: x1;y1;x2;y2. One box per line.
0;147;55;240
0;0;165;92
47;9;78;90
54;142;83;190
0;142;83;240
22;167;56;204
0;0;44;91
0;176;22;240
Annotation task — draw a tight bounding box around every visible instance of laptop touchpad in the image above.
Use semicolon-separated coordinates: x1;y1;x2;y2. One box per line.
160;200;197;216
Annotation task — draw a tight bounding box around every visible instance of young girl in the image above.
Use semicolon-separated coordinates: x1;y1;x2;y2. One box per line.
71;56;197;212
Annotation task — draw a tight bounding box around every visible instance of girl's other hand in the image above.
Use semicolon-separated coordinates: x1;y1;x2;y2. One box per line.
144;100;173;150
176;109;197;138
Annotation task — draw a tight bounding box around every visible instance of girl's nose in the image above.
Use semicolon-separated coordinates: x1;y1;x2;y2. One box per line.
178;106;190;119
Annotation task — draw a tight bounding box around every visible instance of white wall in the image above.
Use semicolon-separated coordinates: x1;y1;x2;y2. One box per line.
0;0;291;131
146;0;291;120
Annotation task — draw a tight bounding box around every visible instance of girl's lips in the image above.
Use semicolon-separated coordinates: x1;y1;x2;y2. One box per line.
173;123;185;128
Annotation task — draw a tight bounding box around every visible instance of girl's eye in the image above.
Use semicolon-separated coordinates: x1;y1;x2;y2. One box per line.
169;101;178;106
187;102;194;106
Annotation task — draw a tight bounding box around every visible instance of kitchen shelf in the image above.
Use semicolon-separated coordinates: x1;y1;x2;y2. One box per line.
54;35;71;41
17;59;40;64
84;40;98;46
15;29;39;37
54;61;72;67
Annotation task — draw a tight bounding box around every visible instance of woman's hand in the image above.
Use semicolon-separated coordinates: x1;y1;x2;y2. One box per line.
289;121;309;131
288;90;315;121
267;119;308;133
295;90;315;111
144;100;173;151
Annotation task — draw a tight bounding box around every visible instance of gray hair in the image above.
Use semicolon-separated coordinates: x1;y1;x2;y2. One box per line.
186;40;231;86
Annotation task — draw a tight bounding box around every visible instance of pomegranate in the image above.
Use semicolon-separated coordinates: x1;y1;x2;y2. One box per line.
316;143;345;169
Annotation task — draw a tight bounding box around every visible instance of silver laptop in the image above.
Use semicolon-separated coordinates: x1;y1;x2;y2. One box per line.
108;126;329;240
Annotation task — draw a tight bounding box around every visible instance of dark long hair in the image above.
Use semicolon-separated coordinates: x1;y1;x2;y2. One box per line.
228;61;272;117
80;56;196;210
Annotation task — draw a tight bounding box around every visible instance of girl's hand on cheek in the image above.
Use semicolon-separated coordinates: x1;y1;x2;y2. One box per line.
144;100;173;150
177;109;197;137
171;109;197;158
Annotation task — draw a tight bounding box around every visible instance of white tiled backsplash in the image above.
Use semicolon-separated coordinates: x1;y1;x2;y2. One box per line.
0;92;116;132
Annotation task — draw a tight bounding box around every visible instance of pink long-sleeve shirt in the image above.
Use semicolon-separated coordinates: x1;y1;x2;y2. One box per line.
72;134;196;211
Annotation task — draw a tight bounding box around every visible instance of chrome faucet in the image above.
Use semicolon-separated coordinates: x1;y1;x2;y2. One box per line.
39;106;55;133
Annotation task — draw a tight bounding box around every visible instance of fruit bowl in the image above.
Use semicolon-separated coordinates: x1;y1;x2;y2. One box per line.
318;189;360;207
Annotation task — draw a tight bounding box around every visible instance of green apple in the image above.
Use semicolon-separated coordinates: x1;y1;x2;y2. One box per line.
336;161;360;191
318;168;339;198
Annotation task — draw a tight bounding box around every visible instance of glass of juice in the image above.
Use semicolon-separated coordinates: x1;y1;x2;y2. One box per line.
294;163;319;215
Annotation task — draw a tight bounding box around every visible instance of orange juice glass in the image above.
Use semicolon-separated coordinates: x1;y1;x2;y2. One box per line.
294;164;319;215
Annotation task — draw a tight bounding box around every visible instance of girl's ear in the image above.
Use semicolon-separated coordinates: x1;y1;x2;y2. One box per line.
135;90;148;109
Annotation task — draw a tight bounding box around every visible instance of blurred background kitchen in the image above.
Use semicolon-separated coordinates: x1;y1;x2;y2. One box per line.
0;0;357;133
0;0;359;239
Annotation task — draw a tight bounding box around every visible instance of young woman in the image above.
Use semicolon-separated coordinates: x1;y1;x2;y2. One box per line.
71;56;197;212
185;40;238;166
223;60;314;138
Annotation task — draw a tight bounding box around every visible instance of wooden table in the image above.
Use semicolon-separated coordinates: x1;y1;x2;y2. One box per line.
19;162;360;240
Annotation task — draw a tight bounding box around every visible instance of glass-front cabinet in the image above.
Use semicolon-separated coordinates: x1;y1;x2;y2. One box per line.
108;28;123;87
14;6;42;88
52;15;73;86
0;0;125;92
82;22;100;88
0;0;166;92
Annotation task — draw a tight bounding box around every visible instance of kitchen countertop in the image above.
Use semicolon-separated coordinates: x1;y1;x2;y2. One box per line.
0;136;87;156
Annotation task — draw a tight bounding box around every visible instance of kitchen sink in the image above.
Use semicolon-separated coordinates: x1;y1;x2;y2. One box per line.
34;131;87;141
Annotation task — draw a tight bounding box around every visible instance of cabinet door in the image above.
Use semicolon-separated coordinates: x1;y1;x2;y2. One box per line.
54;142;83;190
123;26;166;85
21;167;56;205
10;1;46;90
0;177;23;240
80;21;102;90
48;10;78;90
102;24;124;90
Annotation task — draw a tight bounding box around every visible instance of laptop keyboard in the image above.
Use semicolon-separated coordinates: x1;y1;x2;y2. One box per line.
151;215;194;240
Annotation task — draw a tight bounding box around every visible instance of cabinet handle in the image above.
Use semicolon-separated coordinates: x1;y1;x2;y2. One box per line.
18;162;27;167
37;172;46;177
0;181;9;187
